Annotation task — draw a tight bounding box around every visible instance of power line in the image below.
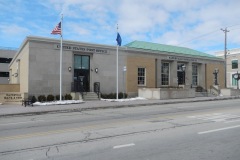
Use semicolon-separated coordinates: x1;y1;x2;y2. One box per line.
177;24;240;46
229;27;240;31
177;30;219;45
227;23;240;28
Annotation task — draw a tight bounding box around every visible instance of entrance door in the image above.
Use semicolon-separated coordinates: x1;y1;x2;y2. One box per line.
177;63;185;85
74;55;90;92
177;71;184;85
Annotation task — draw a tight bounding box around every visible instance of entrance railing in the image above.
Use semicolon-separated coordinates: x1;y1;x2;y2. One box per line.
210;85;221;96
94;82;100;98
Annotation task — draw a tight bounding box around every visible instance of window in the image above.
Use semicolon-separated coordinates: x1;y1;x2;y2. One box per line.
0;72;9;77
232;60;238;69
161;62;169;85
0;58;12;63
232;74;238;86
138;67;145;85
74;55;90;69
192;65;198;86
74;55;82;69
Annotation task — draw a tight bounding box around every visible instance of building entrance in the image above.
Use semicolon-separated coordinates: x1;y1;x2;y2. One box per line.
177;71;185;85
177;63;185;85
73;55;90;92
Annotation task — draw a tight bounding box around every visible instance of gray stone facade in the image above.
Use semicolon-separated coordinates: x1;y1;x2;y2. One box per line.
9;37;128;97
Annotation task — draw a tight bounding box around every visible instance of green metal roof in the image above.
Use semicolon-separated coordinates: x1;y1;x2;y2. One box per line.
124;40;217;59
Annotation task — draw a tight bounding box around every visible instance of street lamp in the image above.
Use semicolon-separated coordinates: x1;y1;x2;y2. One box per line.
233;71;240;89
182;65;186;85
213;68;219;85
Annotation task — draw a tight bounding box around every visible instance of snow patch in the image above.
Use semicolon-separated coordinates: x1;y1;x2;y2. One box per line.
33;100;84;106
101;97;147;102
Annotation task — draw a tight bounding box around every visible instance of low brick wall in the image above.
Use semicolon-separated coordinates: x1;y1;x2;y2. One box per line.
221;89;240;96
138;88;195;100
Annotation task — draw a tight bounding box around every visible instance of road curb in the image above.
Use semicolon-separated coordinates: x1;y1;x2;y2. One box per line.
0;96;240;117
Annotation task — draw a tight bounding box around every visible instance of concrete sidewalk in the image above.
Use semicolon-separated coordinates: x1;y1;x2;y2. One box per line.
0;96;240;117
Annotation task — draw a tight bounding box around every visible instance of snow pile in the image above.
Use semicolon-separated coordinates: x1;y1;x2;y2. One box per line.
101;97;146;102
33;100;84;106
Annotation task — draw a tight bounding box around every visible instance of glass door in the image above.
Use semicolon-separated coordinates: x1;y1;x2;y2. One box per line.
177;71;184;85
177;63;185;85
74;55;90;92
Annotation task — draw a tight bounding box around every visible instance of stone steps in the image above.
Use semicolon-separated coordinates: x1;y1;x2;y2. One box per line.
83;92;100;101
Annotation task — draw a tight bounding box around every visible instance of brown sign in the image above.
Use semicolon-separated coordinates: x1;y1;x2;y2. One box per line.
4;94;23;101
0;93;26;104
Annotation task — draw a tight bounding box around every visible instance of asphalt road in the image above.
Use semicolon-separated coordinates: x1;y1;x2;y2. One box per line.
0;99;240;160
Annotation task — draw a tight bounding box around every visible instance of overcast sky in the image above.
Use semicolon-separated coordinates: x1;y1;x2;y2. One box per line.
1;0;240;54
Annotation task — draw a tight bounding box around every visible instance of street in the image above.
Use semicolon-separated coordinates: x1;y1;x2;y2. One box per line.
0;99;240;160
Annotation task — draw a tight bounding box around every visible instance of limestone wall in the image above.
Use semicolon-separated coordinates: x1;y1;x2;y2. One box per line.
138;88;195;100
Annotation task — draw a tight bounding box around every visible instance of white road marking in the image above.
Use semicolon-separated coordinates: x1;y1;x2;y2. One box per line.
188;113;222;118
113;143;135;149
0;120;45;126
188;113;240;122
198;125;240;134
224;119;240;123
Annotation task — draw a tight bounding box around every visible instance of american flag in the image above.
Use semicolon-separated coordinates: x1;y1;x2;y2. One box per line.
51;22;61;35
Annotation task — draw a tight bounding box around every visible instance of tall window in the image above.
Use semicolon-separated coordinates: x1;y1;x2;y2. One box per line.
138;67;145;85
161;62;169;85
74;55;90;69
232;60;238;69
232;74;238;86
192;65;198;86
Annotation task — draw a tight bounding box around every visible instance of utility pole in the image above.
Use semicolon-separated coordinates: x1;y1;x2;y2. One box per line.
221;27;230;88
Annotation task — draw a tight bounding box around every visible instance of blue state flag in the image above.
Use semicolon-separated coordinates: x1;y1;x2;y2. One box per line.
116;33;122;46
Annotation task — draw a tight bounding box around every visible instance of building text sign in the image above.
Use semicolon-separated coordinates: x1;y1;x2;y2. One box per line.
167;56;198;62
0;93;26;104
54;44;108;54
4;93;22;100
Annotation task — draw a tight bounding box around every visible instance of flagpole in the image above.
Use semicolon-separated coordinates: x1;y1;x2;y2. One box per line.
116;24;119;100
60;14;63;101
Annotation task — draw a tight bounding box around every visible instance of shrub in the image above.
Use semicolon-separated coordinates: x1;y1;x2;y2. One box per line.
101;93;110;99
101;92;128;99
47;94;55;101
118;92;128;99
64;94;72;100
101;94;109;99
109;93;116;99
56;95;64;100
31;96;37;103
38;95;46;102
